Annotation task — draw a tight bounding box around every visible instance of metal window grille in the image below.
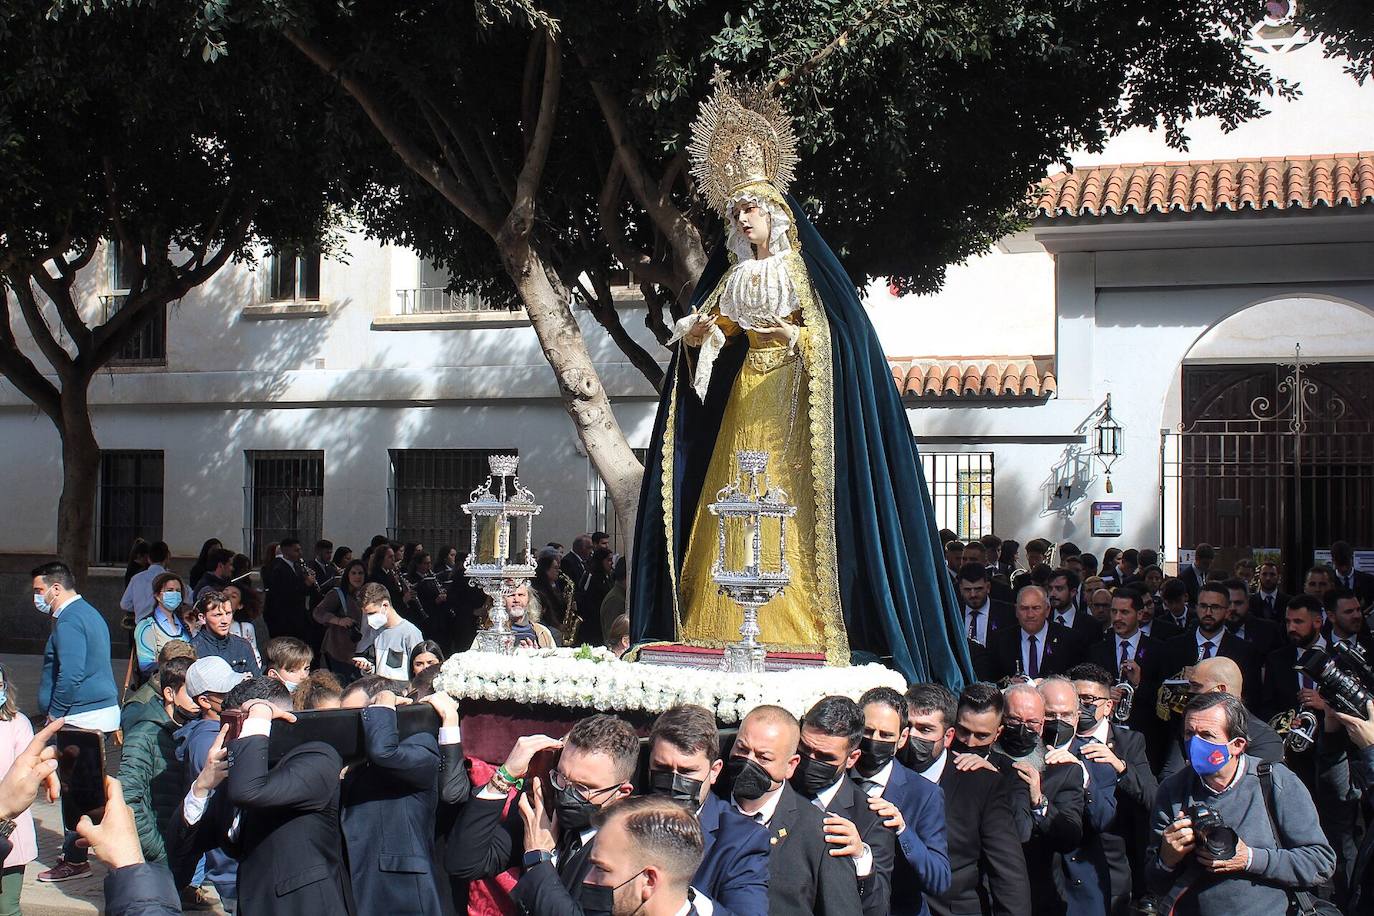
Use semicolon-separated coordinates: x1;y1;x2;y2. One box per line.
104;243;166;364
921;452;995;540
93;451;164;565
268;251;321;302
588;450;649;555
388;449;517;550
244;451;324;564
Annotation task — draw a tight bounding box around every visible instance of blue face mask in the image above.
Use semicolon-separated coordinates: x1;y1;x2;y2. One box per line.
33;588;52;615
161;591;183;612
1187;735;1232;776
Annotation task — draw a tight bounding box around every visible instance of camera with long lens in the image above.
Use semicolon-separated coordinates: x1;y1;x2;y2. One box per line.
1185;803;1238;860
1297;644;1374;719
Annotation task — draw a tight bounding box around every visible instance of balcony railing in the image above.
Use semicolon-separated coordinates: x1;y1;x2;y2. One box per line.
396;288;515;315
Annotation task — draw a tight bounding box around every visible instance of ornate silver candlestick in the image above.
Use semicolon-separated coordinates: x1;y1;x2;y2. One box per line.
708;450;797;673
462;454;542;654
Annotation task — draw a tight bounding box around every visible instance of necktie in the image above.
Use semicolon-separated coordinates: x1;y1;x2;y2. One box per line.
1027;634;1040;678
1056;614;1068;627
1119;639;1131;671
1200;640;1215;660
968;609;981;641
856;777;882;796
558;832;584;866
1266;595;1275;615
752;812;765;824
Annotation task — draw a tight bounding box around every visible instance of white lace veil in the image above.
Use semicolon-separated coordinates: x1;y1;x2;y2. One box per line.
726;193;793;261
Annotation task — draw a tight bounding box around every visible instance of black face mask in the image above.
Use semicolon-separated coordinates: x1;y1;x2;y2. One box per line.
579;869;645;916
724;756;777;802
1077;705;1100;736
553;781;601;836
948;737;989;758
790;752;843;799
647;768;705;808
999;722;1040;758
1042;718;1076;749
897;734;939;771
856;737;898;778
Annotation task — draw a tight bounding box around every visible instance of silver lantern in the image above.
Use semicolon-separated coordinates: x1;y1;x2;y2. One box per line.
708;450;797;673
462;454;542;654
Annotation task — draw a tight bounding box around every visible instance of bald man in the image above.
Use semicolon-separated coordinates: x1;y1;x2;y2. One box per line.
725;706;862;916
1157;657;1283;781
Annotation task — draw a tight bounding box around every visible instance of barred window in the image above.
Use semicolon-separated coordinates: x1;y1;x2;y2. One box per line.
245;451;324;564
105;242;166;365
94;451;164;565
921;451;995;540
390;449;517;550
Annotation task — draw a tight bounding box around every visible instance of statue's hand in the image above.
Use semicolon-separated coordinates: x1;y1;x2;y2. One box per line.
680;313;716;347
752;317;799;348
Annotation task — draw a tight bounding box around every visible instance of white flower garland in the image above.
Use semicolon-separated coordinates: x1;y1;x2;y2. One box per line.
435;646;907;723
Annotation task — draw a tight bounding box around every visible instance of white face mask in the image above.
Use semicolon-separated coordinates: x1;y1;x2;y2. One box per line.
367;611;388;629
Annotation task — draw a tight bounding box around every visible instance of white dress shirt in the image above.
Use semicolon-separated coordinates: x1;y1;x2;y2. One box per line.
1114;631;1140;675
857;760;895;797
1194;628;1223;661
1053;604;1079;629
121;563;167;620
916;748;947;785
731;785;785;826
1021;624;1049;675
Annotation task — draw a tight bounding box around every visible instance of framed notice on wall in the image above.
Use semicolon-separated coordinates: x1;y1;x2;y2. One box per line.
1091;501;1123;537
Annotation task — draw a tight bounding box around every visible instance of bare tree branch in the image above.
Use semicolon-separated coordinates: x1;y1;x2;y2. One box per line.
0;283;61;419
284;26;502;237
767;0;896;91
640;281;673;347
6;273;75;377
576;271;664;390
597;158;676;289
30;252;95;353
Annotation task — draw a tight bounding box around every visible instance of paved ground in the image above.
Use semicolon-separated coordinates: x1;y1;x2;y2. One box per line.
2;653;226;914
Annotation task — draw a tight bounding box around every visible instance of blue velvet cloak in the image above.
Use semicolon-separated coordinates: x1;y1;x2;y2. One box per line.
629;196;972;689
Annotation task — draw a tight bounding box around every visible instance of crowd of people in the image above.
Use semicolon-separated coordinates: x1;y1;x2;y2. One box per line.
3;530;1374;915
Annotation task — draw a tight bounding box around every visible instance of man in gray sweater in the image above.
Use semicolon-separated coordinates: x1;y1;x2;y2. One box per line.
1147;690;1334;913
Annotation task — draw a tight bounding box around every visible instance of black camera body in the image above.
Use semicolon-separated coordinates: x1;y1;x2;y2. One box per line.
1186;803;1238;861
1298;644;1374;719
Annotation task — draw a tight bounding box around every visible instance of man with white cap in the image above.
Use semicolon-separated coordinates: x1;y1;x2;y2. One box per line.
174;656;248;908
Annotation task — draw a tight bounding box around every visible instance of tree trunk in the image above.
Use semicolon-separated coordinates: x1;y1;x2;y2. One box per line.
54;380;100;582
504;244;643;537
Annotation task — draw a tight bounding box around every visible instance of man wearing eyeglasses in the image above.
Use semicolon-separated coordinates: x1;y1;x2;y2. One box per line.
1163;583;1261;708
446;715;637;914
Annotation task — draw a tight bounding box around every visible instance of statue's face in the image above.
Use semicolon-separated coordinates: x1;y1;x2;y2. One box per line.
732;200;771;252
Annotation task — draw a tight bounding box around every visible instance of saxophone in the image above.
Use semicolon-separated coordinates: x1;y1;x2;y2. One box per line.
557;573;582;646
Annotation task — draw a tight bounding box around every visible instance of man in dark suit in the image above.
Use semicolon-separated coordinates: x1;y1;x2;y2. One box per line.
794;696;896;916
1178;543;1215;604
957;563;1015;647
338;677;444;915
1224;576;1282;654
263;538;319;646
724;705;863;916
1048;569;1105;644
582;796;712;915
1327;588;1374;654
224;676;355;915
994;682;1085;916
1262;595;1328;722
561;535;592;596
963;544;1014;604
1331;541;1374;607
1157;657;1285;781
1250;561;1290;621
987;585;1085;682
904;684;1030;916
1162;583;1261;707
1066;664;1158;915
856;688;950;916
446;715;637;914
1086;588;1166;741
1156;579;1196;634
647;705;769;916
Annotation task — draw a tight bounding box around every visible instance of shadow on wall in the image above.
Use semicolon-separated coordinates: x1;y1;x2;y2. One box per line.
0;572;130;654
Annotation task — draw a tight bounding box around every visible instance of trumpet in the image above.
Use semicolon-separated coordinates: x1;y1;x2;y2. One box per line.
1269;707;1320;753
1112;682;1136;722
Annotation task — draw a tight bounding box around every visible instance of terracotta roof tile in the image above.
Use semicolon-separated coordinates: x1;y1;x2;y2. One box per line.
1035;153;1374;218
887;356;1056;401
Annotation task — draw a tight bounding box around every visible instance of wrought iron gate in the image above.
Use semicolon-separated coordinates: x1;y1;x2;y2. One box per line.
1160;348;1374;591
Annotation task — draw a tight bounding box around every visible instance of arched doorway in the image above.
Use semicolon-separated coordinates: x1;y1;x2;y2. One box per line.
1161;296;1374;590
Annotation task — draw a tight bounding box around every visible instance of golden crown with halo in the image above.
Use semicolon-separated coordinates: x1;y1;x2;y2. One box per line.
687;68;799;218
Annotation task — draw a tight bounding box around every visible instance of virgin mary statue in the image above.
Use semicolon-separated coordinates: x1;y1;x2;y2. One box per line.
629;75;971;687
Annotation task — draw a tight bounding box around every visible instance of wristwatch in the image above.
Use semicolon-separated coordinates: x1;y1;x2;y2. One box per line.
0;818;16;840
522;849;555;870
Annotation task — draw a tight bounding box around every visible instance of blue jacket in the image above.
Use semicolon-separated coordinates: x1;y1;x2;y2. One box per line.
1062;738;1122;916
341;706;443;916
40;596;118;719
104;863;181;916
695;793;770;916
190;629;260;677
882;761;951;916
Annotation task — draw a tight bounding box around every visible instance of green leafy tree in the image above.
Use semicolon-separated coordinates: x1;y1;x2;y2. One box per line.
198;0;1305;536
0;1;355;574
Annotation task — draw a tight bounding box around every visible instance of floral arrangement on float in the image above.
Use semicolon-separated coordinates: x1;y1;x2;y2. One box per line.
435;645;906;724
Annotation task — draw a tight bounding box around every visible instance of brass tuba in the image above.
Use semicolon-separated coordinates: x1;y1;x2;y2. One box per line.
1156;673;1192;722
1269;708;1319;753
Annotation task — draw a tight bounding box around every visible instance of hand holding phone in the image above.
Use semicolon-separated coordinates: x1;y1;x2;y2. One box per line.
50;727;106;825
